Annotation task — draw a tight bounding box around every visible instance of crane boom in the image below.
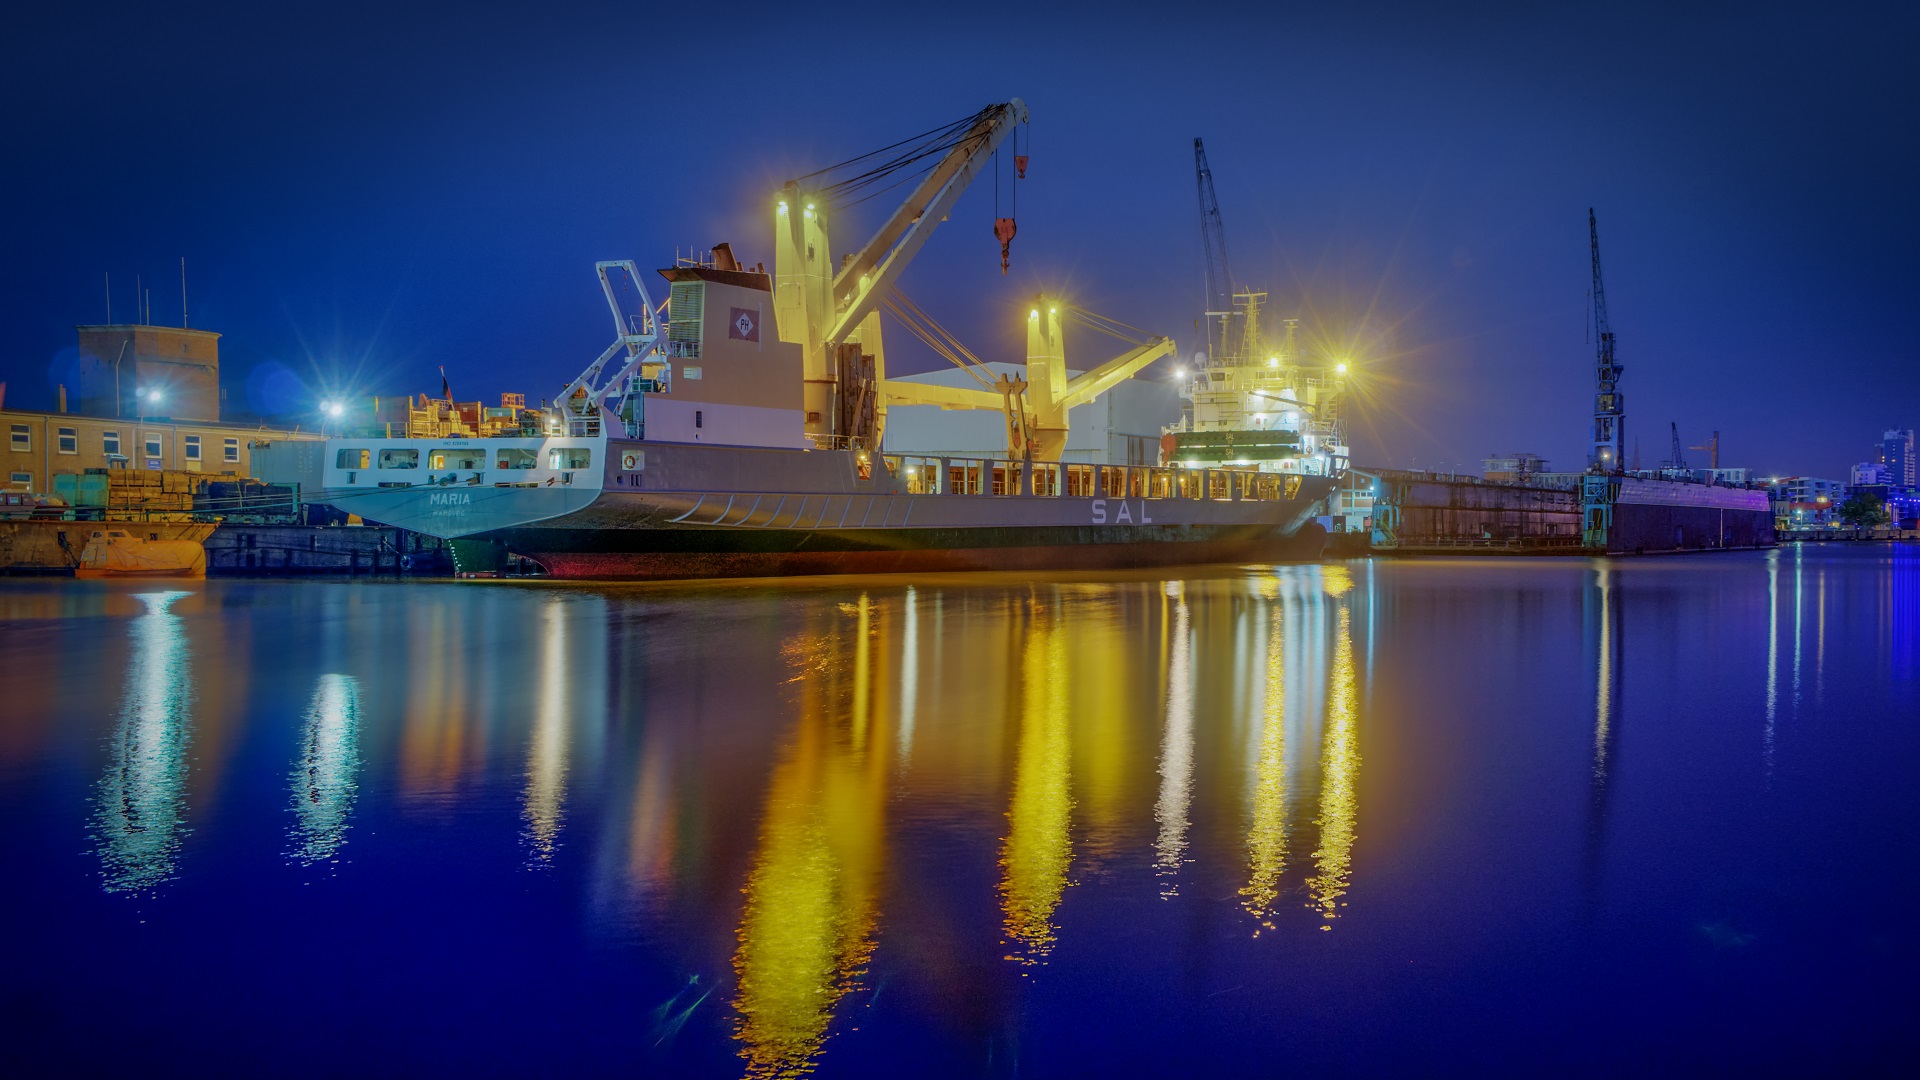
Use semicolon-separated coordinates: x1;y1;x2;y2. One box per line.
1195;139;1235;361
1588;209;1625;472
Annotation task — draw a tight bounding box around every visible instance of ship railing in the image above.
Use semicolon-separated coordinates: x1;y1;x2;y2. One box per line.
807;433;874;452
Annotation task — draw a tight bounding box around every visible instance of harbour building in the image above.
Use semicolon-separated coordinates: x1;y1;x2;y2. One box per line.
4;321;323;495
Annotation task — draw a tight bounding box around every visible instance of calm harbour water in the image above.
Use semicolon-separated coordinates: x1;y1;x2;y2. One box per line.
3;546;1917;1074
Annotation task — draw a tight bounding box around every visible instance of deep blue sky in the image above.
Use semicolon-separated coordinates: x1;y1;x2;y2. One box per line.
4;1;1913;477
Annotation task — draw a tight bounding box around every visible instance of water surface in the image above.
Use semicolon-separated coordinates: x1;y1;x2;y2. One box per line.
3;547;1916;1073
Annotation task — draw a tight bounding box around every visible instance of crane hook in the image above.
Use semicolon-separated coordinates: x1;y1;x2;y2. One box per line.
994;217;1017;275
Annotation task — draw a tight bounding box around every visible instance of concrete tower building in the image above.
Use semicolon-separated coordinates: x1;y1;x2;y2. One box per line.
74;324;223;422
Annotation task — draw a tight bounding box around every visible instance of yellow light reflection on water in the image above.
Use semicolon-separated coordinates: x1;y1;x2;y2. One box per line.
1240;593;1289;924
733;603;887;1079
1153;584;1194;894
1307;568;1359;927
524;597;571;863
94;591;195;893
289;673;362;865
999;600;1073;962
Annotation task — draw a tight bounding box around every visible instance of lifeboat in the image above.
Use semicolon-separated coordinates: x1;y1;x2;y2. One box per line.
74;529;207;579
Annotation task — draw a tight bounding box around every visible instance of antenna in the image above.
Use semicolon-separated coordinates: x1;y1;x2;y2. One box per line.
105;272;112;324
180;257;188;328
136;275;142;325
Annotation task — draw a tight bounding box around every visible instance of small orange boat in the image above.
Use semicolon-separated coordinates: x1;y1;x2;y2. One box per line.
74;528;208;579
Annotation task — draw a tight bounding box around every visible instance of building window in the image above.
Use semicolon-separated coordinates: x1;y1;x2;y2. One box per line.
184;435;202;461
145;434;163;460
9;472;29;488
103;431;121;457
9;424;28;452
224;437;239;463
57;427;77;454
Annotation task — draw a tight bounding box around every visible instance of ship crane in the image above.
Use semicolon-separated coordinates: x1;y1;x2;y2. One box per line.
773;101;1029;449
774;99;1172;460
1194;138;1237;363
877;293;1173;461
1588;209;1625;473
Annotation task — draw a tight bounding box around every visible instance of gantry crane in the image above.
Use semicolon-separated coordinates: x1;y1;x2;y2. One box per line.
1588;209;1625;473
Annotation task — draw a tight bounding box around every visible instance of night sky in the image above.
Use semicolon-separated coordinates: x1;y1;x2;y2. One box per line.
5;1;1913;479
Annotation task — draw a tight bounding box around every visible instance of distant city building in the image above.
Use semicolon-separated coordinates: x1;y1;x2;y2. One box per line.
1763;475;1846;530
1851;461;1892;487
1880;428;1915;491
1482;451;1549;482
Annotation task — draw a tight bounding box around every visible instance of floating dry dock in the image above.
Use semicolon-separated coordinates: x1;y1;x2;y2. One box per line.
1367;470;1774;554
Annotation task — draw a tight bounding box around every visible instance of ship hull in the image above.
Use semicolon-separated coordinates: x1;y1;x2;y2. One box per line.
492;519;1330;580
321;438;1336;581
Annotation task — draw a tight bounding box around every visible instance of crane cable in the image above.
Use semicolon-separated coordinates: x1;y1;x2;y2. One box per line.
881;288;997;390
1063;304;1157;347
792;106;1003;211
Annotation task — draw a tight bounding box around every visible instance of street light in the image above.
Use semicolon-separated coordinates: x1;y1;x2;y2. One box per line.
324;400;345;419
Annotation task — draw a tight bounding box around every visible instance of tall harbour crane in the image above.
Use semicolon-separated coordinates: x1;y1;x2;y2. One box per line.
1195;139;1236;362
1588;209;1625;473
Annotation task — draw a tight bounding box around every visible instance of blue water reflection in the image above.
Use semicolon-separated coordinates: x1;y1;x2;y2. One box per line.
3;547;1916;1074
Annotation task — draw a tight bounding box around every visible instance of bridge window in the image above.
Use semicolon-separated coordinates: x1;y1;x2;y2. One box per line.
336;448;370;470
378;448;419;470
429;448;485;470
548;447;592;470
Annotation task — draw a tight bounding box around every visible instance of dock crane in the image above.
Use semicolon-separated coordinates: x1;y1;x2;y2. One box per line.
1194;139;1237;362
1588;209;1625;473
1689;431;1720;470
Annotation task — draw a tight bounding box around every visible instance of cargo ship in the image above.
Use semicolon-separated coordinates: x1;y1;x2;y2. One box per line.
315;100;1337;579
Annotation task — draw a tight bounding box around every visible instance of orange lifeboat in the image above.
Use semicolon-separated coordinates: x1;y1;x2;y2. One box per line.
74;529;206;579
